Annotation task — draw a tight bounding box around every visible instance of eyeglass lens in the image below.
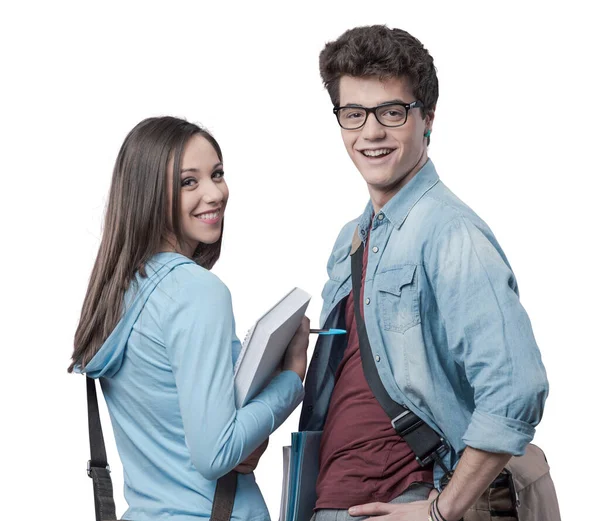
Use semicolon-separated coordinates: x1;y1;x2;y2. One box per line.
337;104;408;129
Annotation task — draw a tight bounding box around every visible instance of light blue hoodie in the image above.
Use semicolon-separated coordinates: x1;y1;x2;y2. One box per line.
78;252;304;521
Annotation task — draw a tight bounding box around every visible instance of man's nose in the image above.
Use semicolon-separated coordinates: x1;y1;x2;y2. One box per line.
361;112;386;140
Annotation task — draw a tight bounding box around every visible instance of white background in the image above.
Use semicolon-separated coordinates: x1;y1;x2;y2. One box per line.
1;1;598;519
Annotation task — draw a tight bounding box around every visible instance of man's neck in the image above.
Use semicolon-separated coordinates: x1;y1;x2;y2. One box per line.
369;150;428;214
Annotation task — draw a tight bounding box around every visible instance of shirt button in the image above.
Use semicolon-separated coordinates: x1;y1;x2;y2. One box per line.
365;298;371;305
377;214;384;221
372;246;379;253
375;355;381;362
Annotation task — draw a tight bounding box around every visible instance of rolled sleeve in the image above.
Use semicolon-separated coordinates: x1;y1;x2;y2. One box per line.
428;216;549;455
462;410;536;455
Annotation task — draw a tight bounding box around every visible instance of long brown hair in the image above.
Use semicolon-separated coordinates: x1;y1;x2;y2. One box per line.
68;116;224;372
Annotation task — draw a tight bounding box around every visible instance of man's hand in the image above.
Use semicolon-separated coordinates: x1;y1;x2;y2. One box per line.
234;438;269;474
348;499;431;520
349;446;512;520
348;489;438;520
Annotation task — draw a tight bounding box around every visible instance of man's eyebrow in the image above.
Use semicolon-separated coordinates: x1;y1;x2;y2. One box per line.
343;99;406;107
180;162;223;175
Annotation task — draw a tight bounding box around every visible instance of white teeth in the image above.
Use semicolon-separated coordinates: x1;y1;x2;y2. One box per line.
196;211;219;220
362;148;392;157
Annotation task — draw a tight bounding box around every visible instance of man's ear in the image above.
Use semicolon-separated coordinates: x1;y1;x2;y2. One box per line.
425;106;436;128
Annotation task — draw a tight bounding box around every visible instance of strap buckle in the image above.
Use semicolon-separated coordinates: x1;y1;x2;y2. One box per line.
391;411;450;470
415;439;449;468
87;460;111;478
390;410;411;433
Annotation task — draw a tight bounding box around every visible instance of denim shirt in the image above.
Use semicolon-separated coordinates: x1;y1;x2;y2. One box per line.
299;160;549;489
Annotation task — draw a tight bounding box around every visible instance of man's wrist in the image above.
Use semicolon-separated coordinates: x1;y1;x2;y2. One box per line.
427;499;436;521
430;493;460;521
428;498;438;521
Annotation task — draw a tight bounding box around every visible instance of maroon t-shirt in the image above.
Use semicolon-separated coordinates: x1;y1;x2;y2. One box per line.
315;234;433;509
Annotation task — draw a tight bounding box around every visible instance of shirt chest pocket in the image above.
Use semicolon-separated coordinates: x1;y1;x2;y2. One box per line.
375;265;420;334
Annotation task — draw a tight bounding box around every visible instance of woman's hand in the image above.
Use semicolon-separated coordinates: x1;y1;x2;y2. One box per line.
282;316;310;382
234;438;269;474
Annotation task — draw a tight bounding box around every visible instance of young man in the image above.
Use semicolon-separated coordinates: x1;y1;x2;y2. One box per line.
299;26;549;521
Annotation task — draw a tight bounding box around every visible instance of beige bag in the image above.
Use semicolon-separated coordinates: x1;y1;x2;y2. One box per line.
462;444;561;521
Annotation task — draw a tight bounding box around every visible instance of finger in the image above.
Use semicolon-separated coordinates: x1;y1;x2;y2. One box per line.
293;323;305;337
348;502;392;517
252;439;268;457
294;317;309;337
428;488;440;500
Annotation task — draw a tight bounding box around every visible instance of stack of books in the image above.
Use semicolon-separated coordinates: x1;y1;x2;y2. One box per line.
279;431;322;521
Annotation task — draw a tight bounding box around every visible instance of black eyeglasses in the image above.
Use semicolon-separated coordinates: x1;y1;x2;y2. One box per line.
333;100;424;130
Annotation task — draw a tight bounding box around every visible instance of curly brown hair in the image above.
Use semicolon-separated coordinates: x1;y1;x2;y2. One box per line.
319;25;438;119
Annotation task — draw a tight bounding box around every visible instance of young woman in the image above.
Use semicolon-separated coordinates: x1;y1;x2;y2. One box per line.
69;116;309;521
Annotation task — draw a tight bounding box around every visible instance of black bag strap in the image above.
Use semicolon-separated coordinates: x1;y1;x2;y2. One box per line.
87;376;117;521
350;237;450;473
86;376;237;521
210;471;238;521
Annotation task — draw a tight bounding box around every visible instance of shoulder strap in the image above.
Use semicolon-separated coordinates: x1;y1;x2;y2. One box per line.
84;257;237;521
350;233;449;472
86;373;238;521
87;376;117;521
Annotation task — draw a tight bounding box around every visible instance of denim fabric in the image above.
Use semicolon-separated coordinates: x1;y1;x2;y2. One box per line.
310;482;432;521
300;160;549;489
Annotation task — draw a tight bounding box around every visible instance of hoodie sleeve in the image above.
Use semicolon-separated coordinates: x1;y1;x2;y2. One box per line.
161;265;304;481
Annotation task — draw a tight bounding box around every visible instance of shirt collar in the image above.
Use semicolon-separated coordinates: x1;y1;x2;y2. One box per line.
356;159;440;241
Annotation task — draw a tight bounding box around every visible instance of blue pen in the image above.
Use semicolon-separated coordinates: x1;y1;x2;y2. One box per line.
309;328;347;335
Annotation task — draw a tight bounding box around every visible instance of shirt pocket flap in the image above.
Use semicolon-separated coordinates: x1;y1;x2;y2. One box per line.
376;265;417;296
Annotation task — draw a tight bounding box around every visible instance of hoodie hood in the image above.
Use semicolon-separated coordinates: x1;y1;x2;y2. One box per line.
76;254;194;379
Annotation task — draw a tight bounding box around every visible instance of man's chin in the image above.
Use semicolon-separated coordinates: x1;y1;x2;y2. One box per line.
361;171;397;190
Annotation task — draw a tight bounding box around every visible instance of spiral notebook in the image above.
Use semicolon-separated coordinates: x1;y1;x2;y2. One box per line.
233;287;311;408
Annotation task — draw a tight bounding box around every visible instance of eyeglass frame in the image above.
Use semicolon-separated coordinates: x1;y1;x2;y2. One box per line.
332;100;424;130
